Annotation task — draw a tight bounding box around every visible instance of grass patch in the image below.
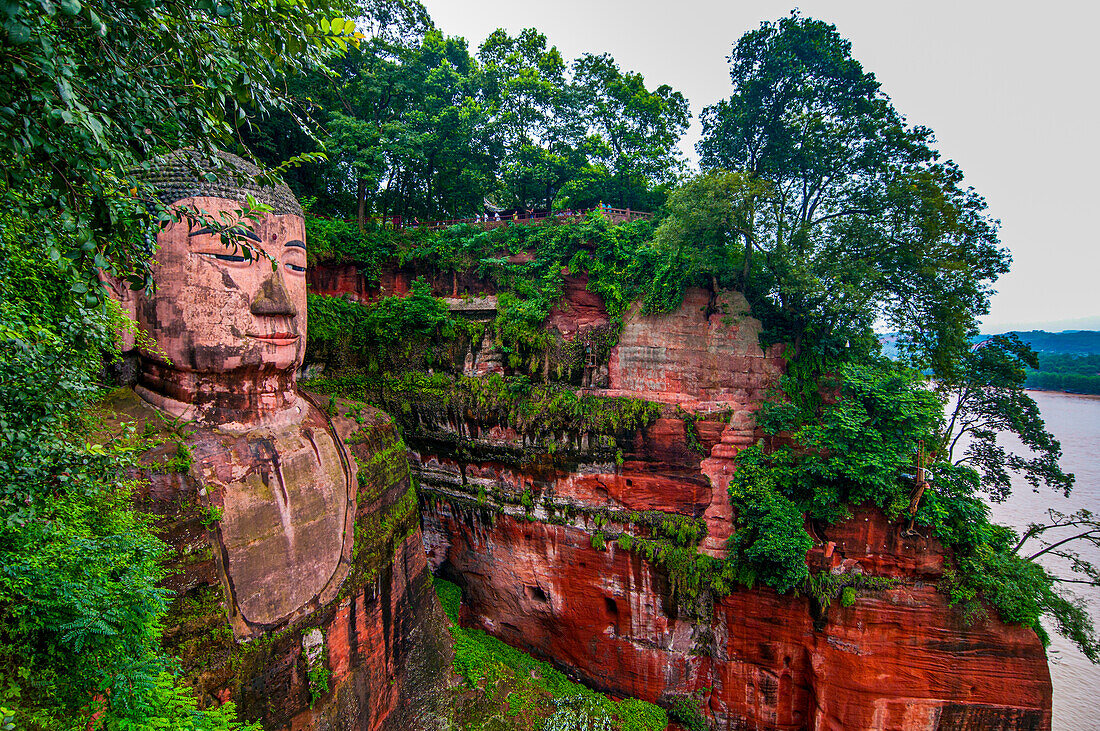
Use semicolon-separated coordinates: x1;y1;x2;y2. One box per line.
434;578;666;731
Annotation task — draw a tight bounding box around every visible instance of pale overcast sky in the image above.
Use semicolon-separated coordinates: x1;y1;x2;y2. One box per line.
421;0;1100;333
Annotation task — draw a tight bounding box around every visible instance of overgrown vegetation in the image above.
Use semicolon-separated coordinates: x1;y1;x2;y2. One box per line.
306;372;661;449
0;216;263;727
668;693;707;731
305;212;688;380
247;21;689;224
434;579;666;731
733;359;1098;659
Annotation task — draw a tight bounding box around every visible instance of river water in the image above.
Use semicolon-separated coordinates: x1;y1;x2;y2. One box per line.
982;391;1100;729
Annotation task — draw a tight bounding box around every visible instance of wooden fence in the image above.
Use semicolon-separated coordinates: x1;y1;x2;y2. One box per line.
411;205;652;231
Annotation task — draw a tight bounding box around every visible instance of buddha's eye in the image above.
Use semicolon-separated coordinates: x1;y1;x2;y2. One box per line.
283;239;307;274
199;252;250;263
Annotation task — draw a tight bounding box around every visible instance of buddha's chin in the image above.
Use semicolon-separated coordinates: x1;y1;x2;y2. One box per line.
135;357;303;429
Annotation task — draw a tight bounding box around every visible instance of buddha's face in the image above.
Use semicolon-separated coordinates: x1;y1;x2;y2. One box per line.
138;196;308;376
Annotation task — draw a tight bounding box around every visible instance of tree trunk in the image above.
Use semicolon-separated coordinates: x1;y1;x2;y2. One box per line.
741;234;753;285
357;178;367;233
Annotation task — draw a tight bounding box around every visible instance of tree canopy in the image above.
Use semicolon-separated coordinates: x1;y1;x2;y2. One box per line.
653;12;1091;659
677;12;1009;368
247;22;691;222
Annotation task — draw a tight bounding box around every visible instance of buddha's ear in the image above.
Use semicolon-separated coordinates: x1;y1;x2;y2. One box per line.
98;270;141;351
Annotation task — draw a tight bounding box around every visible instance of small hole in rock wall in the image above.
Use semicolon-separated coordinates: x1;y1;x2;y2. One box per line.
525;584;549;603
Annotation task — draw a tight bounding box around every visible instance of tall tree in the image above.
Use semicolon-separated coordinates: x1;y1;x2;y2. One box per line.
479;27;584;211
572;53;689;209
681;12;1093;658
938;335;1073;501
695;11;1008;363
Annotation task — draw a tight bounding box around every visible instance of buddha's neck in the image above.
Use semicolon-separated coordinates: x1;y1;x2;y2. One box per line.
136;360;305;432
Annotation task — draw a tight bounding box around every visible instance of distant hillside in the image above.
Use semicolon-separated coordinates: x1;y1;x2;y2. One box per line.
987;331;1100;394
990;330;1100;355
877;330;1100;394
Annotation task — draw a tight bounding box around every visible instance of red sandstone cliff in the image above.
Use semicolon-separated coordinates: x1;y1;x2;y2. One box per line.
407;284;1052;730
423;507;1050;730
306;262;1054;729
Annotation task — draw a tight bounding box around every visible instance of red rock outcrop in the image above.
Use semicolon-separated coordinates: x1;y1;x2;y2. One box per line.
602;288;785;411
405;286;1052;730
422;505;1051;731
547;272;610;335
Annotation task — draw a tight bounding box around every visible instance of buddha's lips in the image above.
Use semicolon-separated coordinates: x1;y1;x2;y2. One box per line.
249;333;300;346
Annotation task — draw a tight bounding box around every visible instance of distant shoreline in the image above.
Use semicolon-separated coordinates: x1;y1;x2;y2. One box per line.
1025;389;1100;401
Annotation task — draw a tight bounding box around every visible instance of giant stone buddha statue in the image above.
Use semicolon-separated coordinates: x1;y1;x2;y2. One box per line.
111;150;356;634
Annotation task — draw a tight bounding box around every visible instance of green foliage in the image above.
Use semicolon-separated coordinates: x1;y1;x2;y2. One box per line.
726;460;812;593
650;171;771;299
101;672;262;731
252;18;688;222
0;213;263;725
668;693;706;731
806;572;897;610
307;663;331;709
199;505;224;529
752;360;940;523
161;441;193;474
305;216;398;276
1025;371;1100;395
434;578;666;731
691;12;1007;365
796;362;940;519
309;277;455;349
307;277;479;375
0;0;360;723
307;371;661;451
1001;330;1100;355
434;577;462;624
304;213;676;381
917;468;1100;661
1031;352;1100;376
590;531;606;551
568;53;690;210
1;0;356;301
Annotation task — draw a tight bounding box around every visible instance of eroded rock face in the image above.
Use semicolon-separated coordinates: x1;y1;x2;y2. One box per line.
405;286;1052;730
603;288;785;410
422;505;1051;731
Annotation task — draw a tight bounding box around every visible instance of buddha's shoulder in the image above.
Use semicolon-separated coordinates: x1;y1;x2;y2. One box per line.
94;386;188;439
299;390;399;448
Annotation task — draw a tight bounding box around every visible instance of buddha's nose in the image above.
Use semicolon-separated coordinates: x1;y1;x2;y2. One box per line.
250;273;297;317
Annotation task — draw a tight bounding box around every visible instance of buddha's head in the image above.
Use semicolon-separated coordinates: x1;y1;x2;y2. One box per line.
122;150;309;428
